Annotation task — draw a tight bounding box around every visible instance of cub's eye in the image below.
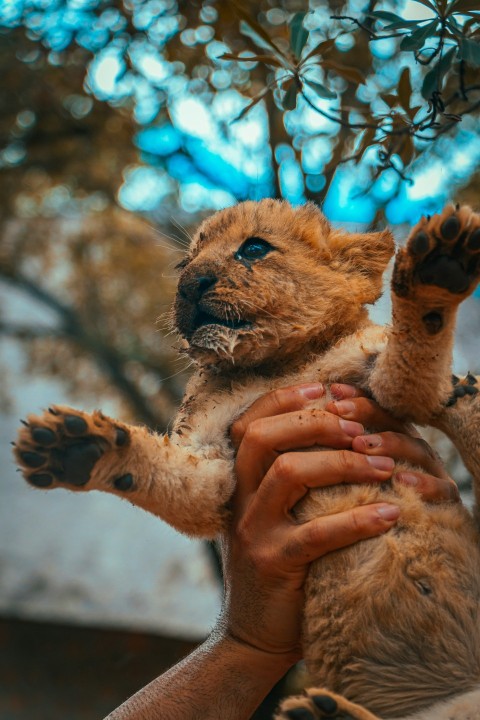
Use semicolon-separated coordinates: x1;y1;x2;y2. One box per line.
235;237;274;262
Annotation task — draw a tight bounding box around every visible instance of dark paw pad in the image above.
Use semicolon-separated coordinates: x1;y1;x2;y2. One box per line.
441;215;460;240
418;255;470;293
31;427;56;446
285;710;316;720
62;441;104;486
422;310;443;334
113;473;134;491
410;231;430;255
312;695;338;714
29;473;54;488
115;428;129;446
20;451;46;468
64;415;89;436
467;228;480;251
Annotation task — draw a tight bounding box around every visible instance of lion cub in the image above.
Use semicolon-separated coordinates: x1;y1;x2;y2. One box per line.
14;200;480;719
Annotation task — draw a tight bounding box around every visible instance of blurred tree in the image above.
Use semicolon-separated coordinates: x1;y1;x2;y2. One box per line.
1;0;479;420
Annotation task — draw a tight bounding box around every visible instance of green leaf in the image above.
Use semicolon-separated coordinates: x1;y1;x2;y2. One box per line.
354;127;376;164
321;60;366;84
368;11;408;23
301;37;336;64
459;37;480;66
398;67;412;113
421;46;457;99
219;53;285;68
411;0;438;13
381;20;419;31
400;20;439;51
234;86;271;122
282;80;298;110
290;12;309;60
304;79;337;99
235;5;286;58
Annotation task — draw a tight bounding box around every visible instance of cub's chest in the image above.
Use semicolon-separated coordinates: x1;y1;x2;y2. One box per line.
174;324;387;456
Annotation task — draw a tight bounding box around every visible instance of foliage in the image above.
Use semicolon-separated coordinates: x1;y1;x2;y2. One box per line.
1;0;480;423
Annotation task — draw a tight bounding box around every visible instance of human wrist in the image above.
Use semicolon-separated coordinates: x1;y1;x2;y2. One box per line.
212;621;299;681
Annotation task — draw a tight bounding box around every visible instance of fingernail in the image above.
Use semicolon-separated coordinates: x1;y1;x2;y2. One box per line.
330;384;358;400
377;504;400;521
339;419;364;437
332;400;356;416
367;456;395;471
362;434;383;448
396;472;418;486
298;383;325;399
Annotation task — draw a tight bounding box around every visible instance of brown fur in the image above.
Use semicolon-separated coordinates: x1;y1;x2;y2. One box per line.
14;200;480;719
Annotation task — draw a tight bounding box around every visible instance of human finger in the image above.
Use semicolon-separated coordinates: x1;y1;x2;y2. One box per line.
326;396;411;434
248;449;395;519
351;431;448;478
329;383;367;400
234;411;364;504
230;383;325;450
281;502;400;566
394;470;459;503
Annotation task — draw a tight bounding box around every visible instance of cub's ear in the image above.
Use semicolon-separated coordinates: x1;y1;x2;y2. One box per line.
328;228;395;304
293;202;332;255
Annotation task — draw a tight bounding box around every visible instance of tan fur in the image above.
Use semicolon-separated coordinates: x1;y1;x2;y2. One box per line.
14;200;480;719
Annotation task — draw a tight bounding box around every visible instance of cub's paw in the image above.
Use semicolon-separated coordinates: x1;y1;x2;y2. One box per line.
13;406;132;490
393;205;480;305
446;372;479;407
275;688;380;720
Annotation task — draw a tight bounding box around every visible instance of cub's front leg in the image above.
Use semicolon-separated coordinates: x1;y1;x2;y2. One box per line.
369;205;480;423
14;405;233;538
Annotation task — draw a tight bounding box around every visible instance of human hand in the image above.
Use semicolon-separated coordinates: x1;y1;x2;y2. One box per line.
220;382;457;673
327;383;458;502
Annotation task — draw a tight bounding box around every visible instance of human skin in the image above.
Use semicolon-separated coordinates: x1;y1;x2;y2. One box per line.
105;383;457;720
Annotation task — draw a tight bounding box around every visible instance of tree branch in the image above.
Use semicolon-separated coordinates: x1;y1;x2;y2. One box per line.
0;271;182;428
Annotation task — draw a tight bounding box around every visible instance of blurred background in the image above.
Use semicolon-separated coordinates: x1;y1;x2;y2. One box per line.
1;0;479;717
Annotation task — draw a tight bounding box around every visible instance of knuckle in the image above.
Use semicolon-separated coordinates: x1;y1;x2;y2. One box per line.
336;450;354;476
271;453;296;482
348;506;365;535
270;387;290;413
234;516;255;550
229;418;245;446
243;419;268;449
283;535;306;561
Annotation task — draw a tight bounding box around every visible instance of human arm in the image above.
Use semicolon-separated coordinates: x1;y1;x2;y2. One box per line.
105;383;456;720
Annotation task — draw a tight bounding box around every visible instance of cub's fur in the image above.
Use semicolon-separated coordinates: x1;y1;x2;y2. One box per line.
15;200;480;719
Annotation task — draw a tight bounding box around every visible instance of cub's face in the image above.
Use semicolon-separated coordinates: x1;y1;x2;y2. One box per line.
174;199;394;368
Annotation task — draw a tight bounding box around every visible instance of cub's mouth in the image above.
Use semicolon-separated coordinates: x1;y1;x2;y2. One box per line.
193;309;252;332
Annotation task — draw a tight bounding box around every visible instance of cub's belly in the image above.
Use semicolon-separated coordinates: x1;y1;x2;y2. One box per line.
298;486;480;717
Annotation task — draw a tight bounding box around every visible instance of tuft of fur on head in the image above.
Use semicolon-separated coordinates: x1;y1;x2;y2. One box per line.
173;199;394;369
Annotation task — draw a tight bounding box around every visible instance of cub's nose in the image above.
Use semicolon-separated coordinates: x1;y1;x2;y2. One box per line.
178;273;217;302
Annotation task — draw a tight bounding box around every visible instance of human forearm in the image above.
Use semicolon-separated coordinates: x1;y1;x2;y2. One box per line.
104;629;292;720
